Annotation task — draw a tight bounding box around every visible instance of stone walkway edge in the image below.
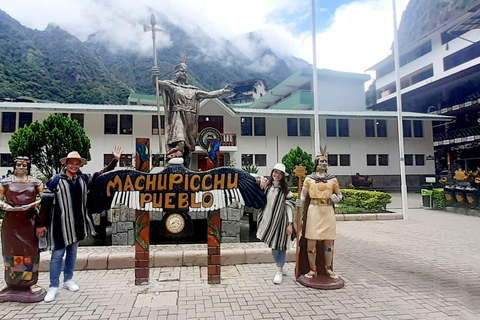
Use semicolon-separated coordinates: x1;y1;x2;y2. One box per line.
36;213;402;272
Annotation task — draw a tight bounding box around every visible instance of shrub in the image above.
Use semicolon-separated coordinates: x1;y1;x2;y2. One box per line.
292;189;392;214
432;188;445;208
336;189;392;213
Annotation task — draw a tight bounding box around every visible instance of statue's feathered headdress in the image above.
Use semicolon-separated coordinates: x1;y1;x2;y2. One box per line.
314;145;328;169
175;51;187;72
316;146;327;161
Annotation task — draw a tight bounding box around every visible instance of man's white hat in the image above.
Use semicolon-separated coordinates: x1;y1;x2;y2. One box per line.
60;151;87;166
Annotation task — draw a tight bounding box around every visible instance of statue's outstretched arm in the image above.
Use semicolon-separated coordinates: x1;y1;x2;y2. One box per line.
197;84;233;99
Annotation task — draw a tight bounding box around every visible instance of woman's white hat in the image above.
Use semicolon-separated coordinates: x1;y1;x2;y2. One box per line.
60;151;87;166
272;163;288;176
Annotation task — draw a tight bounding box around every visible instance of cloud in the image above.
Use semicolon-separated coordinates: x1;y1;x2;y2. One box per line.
0;0;409;74
295;0;410;74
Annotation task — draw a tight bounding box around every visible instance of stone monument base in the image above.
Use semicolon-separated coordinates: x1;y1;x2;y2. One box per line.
0;287;46;303
297;274;344;290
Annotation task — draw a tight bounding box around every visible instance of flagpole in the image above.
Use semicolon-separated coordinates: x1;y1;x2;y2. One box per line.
392;0;408;219
312;0;320;157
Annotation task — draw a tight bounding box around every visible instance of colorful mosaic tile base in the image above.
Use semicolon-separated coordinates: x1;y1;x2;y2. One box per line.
3;255;39;282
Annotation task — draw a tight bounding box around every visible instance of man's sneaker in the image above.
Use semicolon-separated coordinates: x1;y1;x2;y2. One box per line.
44;287;57;303
273;271;283;284
64;280;79;292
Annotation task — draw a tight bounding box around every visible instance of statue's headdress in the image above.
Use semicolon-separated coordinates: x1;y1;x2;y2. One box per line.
314;146;328;169
13;156;31;174
174;51;187;72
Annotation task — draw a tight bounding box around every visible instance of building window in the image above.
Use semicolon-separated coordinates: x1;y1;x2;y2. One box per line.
120;115;132;134
19;112;32;128
327;154;338;166
71;113;84;127
2;112;16;133
106;154;132;167
338;119;349;137
152;115;165;135
400;41;431;67
287;118;310;137
241;117;265;136
241;117;252;136
254;154;266;167
326;119;336;137
299;118;311;136
254;117;266;136
1;154;14;167
326;119;349;137
403;120;423;138
377;120;387;137
120;154;133;167
241;154;253;166
339;154;350;166
444;41;480;71
378;154;389;166
413;120;423;138
405;154;414;166
367;154;388;166
367;154;377;166
415;154;425;166
105;114;118;134
287;118;297;136
365;119;387;137
152;154;165;167
328;154;351;166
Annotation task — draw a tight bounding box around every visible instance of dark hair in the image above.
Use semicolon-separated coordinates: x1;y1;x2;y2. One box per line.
268;169;289;196
13;156;31;175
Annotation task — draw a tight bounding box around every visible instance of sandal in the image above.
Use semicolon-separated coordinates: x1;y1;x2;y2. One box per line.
326;268;339;279
304;270;317;279
30;284;43;295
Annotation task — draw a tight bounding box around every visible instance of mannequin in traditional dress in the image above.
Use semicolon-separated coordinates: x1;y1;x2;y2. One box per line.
297;146;342;279
0;156;45;299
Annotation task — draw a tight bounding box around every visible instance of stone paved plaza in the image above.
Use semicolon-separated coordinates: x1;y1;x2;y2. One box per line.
0;194;479;319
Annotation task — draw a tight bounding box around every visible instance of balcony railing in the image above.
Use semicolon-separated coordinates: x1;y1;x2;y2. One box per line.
221;133;237;146
434;126;480;142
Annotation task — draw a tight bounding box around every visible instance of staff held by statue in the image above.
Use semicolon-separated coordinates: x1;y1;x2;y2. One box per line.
144;14;164;154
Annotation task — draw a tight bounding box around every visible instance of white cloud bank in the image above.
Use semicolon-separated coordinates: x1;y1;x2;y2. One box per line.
0;0;409;74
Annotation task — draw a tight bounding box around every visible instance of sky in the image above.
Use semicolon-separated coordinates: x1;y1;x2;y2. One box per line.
0;0;410;76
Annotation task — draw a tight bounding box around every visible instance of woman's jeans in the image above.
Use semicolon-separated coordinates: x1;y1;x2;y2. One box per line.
49;242;79;288
271;249;286;268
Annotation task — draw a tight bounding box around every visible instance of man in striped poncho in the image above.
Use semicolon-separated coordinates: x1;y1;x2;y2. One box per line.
36;146;123;302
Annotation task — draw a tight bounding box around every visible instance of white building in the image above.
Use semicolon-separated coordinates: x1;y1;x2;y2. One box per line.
0;68;452;189
368;5;480;173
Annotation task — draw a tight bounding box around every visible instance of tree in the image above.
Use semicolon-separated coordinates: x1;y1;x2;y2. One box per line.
281;146;315;176
8;114;91;178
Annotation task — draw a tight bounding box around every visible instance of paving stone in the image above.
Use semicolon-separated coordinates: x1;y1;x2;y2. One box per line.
1;194;480;319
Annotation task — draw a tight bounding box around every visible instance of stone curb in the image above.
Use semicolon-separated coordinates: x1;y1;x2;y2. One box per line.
38;246;297;272
36;213;403;272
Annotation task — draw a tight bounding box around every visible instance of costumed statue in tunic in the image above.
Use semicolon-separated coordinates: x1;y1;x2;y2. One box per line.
254;163;295;285
0;156;46;302
296;146;343;281
152;56;233;168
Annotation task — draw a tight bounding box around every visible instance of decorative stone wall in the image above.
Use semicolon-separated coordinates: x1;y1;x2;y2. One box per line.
106;203;245;246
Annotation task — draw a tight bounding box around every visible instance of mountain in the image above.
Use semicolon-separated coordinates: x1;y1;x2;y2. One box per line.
397;0;480;47
0;10;310;104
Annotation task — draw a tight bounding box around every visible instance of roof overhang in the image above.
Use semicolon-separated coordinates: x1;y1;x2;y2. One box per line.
229;107;454;121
